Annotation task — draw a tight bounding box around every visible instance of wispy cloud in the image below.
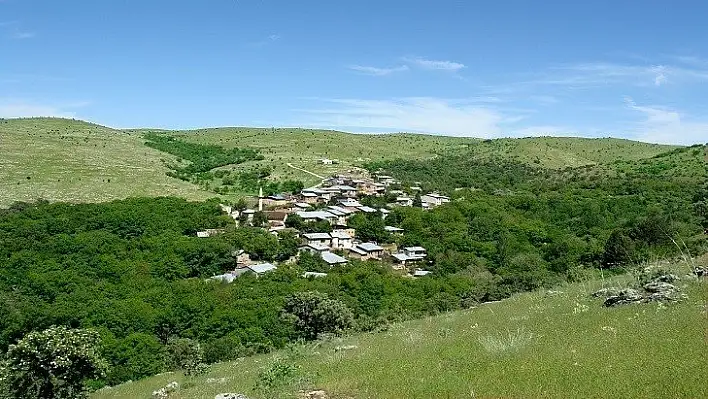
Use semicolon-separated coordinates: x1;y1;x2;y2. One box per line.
296;97;513;137
248;33;280;47
348;64;409;76
12;31;35;39
402;56;466;71
624;97;708;145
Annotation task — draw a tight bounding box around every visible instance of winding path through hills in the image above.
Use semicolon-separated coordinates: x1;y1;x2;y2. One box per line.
286;163;326;187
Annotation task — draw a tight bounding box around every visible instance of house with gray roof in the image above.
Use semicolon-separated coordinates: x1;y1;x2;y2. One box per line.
321;251;348;265
348;242;385;260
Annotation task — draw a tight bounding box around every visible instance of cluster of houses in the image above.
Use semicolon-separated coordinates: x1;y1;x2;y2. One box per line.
204;173;450;282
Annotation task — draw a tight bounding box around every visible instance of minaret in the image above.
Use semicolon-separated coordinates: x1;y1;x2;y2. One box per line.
258;186;263;212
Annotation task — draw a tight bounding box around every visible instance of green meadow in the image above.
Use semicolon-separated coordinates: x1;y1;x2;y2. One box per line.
94;260;708;399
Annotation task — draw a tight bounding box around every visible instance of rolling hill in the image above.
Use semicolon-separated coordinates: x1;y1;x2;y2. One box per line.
93;260;708;399
0;118;683;207
0;118;213;207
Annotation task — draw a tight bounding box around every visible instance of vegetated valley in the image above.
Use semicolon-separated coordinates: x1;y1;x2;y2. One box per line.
0;118;706;398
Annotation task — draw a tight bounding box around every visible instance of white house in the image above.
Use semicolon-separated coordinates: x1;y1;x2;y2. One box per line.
349;242;385;260
303;232;332;247
212;263;278;281
321;158;334;165
421;193;451;207
396;197;413;207
404;246;427;258
330;230;353;249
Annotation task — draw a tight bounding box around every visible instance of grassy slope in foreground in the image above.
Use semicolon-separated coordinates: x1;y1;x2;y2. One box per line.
95;263;708;399
0;118;212;207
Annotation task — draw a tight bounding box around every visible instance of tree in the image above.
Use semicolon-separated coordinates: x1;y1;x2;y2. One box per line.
602;229;635;267
0;326;108;399
233;198;248;213
252;211;268;227
281;291;354;340
413;192;422;208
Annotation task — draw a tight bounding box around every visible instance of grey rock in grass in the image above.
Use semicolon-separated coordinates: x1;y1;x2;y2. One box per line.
215;394;250;399
654;274;680;283
643;281;677;293
592;287;621;298
603;288;643;307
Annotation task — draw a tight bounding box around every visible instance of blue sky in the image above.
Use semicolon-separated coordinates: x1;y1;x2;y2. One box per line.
1;0;707;144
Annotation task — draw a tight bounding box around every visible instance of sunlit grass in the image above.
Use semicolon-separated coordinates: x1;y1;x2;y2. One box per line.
94;261;708;399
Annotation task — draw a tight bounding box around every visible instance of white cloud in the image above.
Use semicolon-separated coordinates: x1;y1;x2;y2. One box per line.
403;56;466;71
625;97;708;145
297;97;511;137
348;64;409;76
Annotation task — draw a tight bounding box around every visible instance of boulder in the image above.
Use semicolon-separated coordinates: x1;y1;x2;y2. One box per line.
215;394;249;399
604;289;643;307
643;281;676;293
301;391;328;399
592;287;621;298
654;274;679;283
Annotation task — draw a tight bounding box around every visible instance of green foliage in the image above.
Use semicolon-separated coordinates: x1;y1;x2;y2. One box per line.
0;326;107;399
144;133;263;176
282;292;355;340
347;213;390;243
164;338;208;376
603;230;636;267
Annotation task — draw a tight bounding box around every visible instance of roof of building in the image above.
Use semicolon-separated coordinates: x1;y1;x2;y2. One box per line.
379;208;391;214
349;246;367;255
338;199;363;207
357;206;377;213
330;231;352;239
248;263;278;274
357;242;384;252
242;209;256;214
404;246;427;252
294;202;312;208
424;193;450;200
267;194;288;200
397;197;412;202
304;232;331;240
321;251;348;265
196;231;210;238
301;192;318;197
303;272;328;278
325;207;349;216
413;270;432;277
306;243;330;252
391;253;411;262
265;211;288;221
385;226;404;232
297;211;336;220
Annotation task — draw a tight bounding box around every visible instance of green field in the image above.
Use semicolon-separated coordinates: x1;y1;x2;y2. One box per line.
94;261;708;399
0;118;682;207
0;118;213;207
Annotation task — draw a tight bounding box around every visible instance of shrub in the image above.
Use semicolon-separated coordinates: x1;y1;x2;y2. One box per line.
0;326;108;399
282;291;354;340
164;338;208;376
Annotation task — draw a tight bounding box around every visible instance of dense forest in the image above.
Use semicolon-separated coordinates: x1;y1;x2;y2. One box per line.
0;145;706;388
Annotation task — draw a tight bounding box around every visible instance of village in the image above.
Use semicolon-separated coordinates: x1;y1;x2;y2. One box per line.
200;169;451;282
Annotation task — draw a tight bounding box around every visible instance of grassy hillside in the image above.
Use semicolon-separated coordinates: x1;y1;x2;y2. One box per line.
94;261;708;399
0;118;213;207
0;118;681;206
167;128;678;186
